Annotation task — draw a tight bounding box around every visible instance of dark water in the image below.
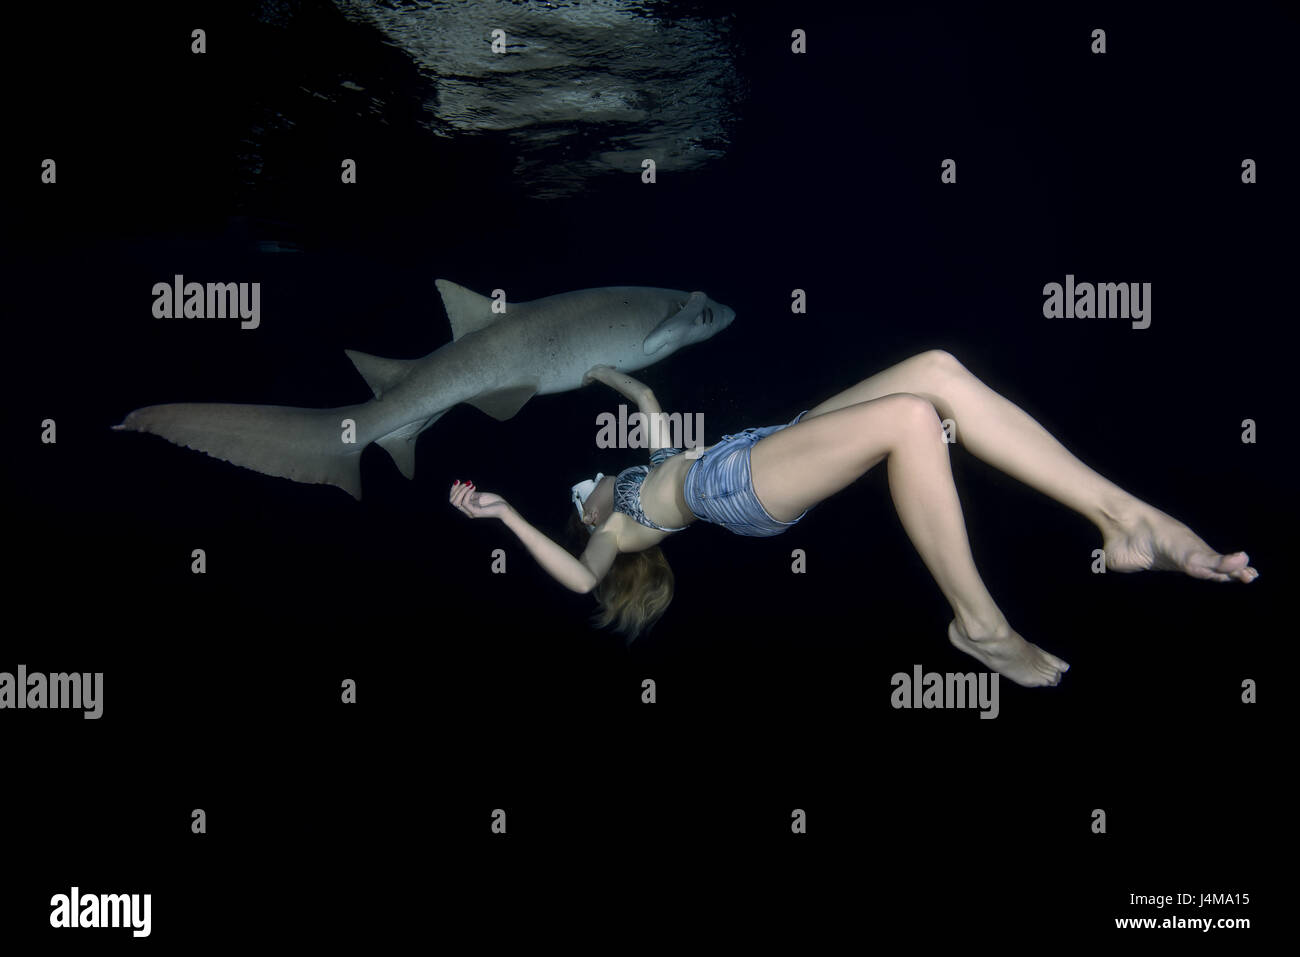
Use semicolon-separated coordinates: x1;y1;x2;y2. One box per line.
4;0;1291;942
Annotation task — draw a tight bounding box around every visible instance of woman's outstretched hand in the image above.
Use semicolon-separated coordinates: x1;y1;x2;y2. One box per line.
449;480;509;520
582;364;615;386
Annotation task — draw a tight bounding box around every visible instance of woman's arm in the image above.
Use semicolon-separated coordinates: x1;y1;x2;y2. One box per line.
500;505;606;593
583;365;673;450
584;364;656;406
449;481;612;593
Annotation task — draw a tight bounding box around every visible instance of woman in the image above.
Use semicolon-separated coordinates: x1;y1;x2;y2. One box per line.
449;350;1257;687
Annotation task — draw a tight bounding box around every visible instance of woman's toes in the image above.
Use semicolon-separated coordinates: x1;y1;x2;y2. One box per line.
1215;551;1250;572
1189;555;1234;580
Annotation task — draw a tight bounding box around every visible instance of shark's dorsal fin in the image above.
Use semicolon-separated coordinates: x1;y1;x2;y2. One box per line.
436;279;498;341
344;349;415;399
643;291;707;354
466;383;538;421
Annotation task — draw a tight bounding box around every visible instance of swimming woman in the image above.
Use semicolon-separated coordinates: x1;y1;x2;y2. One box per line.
448;349;1257;687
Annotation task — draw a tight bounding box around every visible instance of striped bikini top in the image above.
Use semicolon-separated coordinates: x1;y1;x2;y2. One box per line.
613;446;687;532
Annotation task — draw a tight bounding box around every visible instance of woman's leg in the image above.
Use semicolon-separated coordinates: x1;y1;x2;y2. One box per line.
795;350;1256;583
749;393;1069;687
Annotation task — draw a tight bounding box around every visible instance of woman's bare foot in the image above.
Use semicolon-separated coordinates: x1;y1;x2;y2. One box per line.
947;619;1070;688
1102;504;1258;583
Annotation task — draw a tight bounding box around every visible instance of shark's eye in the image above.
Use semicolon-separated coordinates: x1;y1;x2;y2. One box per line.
702;307;713;324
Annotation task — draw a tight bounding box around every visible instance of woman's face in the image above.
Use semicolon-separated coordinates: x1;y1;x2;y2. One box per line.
582;475;616;527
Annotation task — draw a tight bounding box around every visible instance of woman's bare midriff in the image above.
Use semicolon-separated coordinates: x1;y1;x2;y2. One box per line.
638;444;716;532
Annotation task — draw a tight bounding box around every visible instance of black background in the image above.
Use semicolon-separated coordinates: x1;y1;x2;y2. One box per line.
2;0;1290;945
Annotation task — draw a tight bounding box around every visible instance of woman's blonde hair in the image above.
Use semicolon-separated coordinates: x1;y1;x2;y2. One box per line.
565;509;674;645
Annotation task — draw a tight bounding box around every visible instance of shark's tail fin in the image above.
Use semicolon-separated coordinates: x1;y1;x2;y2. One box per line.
112;402;366;499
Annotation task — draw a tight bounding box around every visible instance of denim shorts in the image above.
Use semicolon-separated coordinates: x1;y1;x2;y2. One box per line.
682;410;811;537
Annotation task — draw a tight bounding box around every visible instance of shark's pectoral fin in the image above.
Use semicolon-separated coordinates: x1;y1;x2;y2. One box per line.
466;383;538;421
643;291;706;354
345;349;415;399
436;279;500;341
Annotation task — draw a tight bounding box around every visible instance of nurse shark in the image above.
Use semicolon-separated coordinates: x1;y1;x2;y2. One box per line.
113;280;735;498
